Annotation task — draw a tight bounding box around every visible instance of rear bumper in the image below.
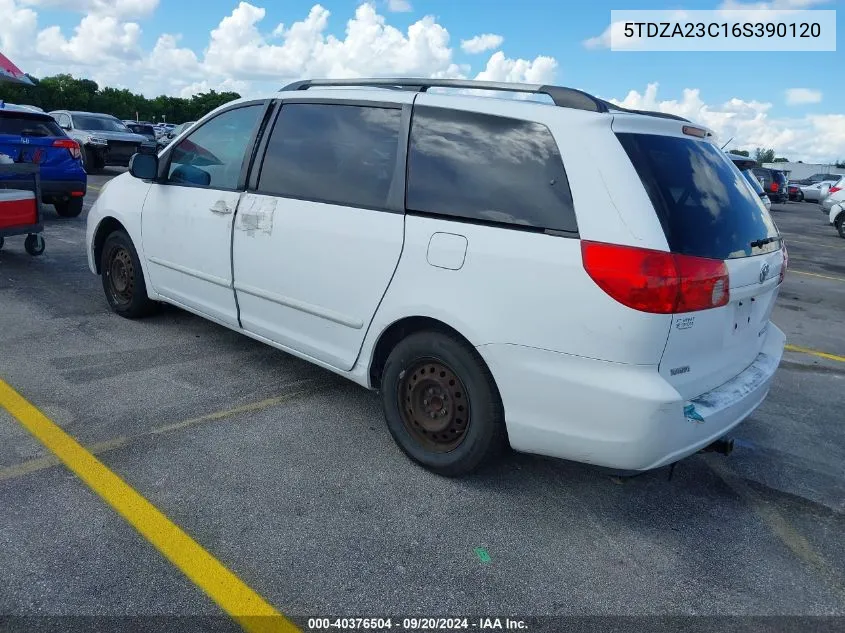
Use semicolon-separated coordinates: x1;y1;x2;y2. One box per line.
40;179;87;200
478;324;785;471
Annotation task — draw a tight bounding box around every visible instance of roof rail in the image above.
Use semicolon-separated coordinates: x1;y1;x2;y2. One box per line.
604;102;690;123
281;78;610;113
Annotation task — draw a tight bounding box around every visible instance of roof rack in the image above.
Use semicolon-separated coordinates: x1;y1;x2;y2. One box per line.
281;78;610;113
604;102;690;123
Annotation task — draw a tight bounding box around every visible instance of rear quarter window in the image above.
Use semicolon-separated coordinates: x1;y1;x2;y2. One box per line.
406;106;577;233
617;133;780;259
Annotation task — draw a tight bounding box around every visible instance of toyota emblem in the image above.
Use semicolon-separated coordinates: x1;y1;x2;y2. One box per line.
759;262;770;284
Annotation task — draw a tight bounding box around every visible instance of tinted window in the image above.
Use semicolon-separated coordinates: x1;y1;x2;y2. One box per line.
618;133;780;259
168;105;263;190
0;114;64;137
406;106;576;232
127;124;156;137
71;115;129;132
258;103;401;209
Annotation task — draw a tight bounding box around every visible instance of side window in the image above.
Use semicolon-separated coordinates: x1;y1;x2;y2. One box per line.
58;114;71;128
257;103;402;209
168;104;263;189
406;106;577;233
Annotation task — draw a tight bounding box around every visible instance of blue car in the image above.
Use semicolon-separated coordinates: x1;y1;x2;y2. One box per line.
0;102;87;217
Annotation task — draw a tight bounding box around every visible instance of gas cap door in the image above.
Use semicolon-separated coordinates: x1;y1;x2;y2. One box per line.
427;232;468;270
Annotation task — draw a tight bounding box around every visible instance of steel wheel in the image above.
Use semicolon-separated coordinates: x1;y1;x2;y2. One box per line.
398;358;470;453
107;246;135;305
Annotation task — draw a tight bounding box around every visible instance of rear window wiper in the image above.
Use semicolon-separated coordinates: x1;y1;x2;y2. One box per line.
750;236;777;249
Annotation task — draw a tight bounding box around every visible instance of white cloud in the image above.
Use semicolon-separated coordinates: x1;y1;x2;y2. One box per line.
785;88;822;105
607;83;844;163
475;51;557;84
386;0;411;12
21;0;158;19
36;14;143;64
461;33;504;54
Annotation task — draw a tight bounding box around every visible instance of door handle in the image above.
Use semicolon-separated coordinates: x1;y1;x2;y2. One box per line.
210;200;233;215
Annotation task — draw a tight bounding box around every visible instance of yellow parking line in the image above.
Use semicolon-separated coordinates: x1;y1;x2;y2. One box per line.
785;344;845;364
87;185;101;192
790;270;845;283
0;378;299;633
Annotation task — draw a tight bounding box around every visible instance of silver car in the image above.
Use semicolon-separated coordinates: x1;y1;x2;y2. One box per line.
820;176;845;213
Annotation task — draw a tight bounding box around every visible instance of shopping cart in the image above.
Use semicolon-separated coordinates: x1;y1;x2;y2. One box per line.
0;162;45;256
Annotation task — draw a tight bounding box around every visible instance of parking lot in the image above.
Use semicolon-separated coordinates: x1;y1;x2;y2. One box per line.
1;170;844;628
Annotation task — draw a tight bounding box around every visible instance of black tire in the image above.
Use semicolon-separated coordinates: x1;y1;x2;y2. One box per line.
380;331;506;476
836;214;845;239
0;236;4;250
100;230;156;318
54;197;84;218
82;147;103;174
797;191;804;202
24;234;45;256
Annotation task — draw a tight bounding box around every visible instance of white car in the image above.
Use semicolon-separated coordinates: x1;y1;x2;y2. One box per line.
830;202;845;238
820;176;845;213
800;181;835;202
85;78;787;476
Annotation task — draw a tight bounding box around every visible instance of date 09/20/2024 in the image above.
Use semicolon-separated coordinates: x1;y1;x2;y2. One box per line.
307;618;529;631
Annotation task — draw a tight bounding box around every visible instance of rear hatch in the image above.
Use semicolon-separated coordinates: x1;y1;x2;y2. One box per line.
0;110;80;176
617;130;785;399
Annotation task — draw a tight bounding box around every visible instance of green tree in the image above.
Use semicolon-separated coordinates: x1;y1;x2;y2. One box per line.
729;149;749;157
754;148;776;164
835;159;845;169
772;157;789;163
0;73;240;124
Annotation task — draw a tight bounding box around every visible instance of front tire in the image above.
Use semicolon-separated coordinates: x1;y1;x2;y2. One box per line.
836;214;845;239
82;147;103;175
100;230;156;318
380;331;506;476
54;198;84;218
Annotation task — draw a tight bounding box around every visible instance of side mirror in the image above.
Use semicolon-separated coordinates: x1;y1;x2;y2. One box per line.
129;153;158;180
61;124;71;131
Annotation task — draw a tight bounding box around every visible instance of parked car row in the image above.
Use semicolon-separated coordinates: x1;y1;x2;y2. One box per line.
2;101;199;219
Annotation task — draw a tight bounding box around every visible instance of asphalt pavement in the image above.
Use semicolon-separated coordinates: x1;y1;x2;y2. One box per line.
0;173;843;628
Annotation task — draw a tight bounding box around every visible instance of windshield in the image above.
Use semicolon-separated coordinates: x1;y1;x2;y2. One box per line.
617;132;781;259
72;115;130;132
127;124;156;136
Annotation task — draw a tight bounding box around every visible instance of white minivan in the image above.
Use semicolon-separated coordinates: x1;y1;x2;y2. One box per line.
86;78;786;476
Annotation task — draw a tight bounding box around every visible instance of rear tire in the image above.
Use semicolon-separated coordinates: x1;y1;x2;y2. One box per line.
380;331;506;476
54;198;84;218
836;214;845;239
100;230;156;318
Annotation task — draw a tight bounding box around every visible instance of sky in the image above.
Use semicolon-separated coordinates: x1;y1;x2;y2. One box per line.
1;0;842;162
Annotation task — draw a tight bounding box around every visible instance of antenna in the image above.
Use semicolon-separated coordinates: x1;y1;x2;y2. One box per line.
720;137;734;151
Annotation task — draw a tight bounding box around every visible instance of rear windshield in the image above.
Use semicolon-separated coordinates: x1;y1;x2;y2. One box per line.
0;113;64;137
742;169;764;194
617;133;780;259
72;115;129;132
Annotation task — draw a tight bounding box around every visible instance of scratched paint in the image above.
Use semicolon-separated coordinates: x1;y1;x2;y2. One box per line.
237;196;276;236
689;351;779;416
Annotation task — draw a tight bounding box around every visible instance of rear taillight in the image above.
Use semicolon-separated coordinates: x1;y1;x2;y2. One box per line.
830;186;842;194
53;138;81;160
581;241;729;314
780;244;788;283
770;182;779;192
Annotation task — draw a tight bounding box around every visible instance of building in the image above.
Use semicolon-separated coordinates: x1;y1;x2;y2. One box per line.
761;162;845;180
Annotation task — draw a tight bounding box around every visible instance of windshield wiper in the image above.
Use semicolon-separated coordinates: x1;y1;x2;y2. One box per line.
750;236;777;249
